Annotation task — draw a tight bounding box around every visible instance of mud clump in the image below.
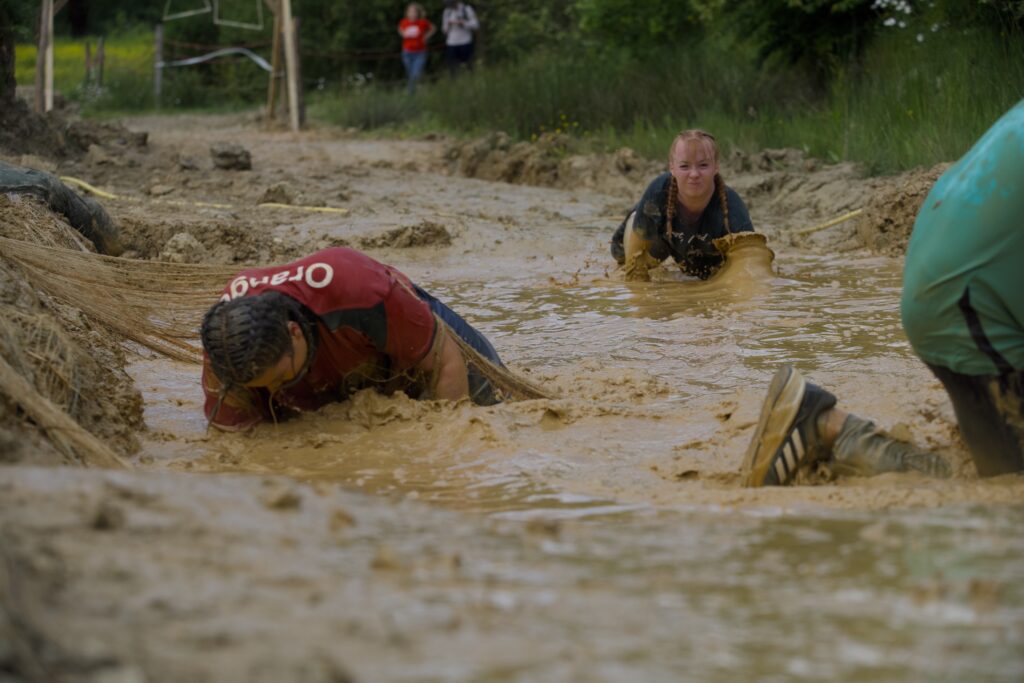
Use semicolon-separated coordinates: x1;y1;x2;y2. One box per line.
0;98;66;158
117;213;350;265
160;231;205;263
260;182;294;205
446;132;660;197
65;119;148;155
856;163;950;255
0;98;148;161
359;221;451;249
211;142;252;171
725;147;820;174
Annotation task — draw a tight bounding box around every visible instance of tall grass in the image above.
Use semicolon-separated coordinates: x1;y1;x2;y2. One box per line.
307;86;423;131
833;28;1024;173
314;26;1024;174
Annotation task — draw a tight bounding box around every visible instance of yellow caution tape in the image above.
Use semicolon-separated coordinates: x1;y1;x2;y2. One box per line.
60;175;349;216
793;208;863;236
61;176;121;200
257;202;349;214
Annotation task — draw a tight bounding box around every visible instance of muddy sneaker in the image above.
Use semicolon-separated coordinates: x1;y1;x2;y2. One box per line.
742;365;837;487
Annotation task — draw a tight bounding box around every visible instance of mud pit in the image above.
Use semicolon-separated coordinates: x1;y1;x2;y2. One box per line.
2;113;1023;681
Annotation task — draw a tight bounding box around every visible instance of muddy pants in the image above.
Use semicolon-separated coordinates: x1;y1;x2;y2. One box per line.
927;364;1024;476
413;285;503;406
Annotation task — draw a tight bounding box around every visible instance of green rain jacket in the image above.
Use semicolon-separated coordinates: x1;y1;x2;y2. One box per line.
901;100;1024;375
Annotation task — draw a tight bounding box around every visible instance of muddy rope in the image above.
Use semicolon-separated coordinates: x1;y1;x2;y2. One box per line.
60;176;350;216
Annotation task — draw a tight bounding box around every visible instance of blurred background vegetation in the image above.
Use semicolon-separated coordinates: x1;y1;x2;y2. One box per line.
5;0;1024;173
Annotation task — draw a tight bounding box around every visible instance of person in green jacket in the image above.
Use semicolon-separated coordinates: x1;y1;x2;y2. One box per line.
743;100;1024;485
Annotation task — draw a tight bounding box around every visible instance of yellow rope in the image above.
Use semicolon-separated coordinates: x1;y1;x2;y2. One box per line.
793;208;863;236
60;176;349;215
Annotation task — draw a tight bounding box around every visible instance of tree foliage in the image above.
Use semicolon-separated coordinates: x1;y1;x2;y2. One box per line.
5;0;1021;89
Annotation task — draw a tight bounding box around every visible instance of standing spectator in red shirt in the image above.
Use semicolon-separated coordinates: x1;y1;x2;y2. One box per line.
397;3;435;94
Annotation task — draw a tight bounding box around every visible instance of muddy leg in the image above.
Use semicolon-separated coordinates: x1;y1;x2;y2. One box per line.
827;414;951;478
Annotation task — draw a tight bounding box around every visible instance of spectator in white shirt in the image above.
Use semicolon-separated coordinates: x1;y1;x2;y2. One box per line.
442;0;479;76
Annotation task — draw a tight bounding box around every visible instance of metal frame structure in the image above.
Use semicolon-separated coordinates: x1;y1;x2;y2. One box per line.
212;0;264;31
162;0;212;21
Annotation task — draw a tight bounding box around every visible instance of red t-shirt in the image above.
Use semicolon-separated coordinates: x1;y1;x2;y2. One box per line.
398;18;432;53
202;248;437;430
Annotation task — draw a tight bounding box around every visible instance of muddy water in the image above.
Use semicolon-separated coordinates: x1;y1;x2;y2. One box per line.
127;238;1024;679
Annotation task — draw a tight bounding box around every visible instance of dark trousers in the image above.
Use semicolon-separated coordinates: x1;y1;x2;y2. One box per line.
928;363;1024;476
445;42;474;76
414;285;503;405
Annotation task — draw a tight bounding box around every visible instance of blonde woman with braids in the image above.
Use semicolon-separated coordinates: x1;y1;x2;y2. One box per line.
610;129;756;281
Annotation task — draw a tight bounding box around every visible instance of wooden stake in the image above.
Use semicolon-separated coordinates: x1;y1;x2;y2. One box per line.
280;0;300;132
44;0;54;111
293;16;305;126
96;35;104;86
33;0;49;113
266;7;281;123
154;23;163;109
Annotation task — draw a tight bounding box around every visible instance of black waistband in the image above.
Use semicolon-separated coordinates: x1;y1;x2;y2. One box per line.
957;286;1015;375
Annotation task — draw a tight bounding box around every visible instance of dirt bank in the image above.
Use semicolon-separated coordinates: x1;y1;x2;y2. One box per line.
855;163;951;255
445;133;946;255
445;131;663;199
0;195;143;463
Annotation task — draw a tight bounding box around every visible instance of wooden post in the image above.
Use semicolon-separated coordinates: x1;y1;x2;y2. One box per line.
154;23;163;109
266;8;282;123
44;0;54;111
96;35;104;86
84;40;91;84
293;16;305;126
280;0;300;132
33;0;50;113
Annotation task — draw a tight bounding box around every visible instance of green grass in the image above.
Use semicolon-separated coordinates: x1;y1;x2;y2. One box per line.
15;31;268;113
311;27;1024;174
307;86;424;131
15;32;153;89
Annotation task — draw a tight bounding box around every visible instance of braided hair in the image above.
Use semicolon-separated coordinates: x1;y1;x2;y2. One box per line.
201;291;318;390
664;129;731;238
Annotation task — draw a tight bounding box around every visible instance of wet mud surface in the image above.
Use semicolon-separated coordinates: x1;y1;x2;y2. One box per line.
1;113;1022;681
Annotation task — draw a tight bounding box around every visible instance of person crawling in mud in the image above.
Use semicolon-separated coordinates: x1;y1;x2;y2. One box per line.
200;247;504;431
743;100;1024;486
610;129;757;281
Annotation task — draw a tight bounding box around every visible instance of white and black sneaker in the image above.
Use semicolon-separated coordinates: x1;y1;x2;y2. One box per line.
742;365;837;487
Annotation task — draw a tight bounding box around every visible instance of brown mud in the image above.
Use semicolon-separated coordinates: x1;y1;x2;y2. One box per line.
856;162;951;255
1;112;1022;681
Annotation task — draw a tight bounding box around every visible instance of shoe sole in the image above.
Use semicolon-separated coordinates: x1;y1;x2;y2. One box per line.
741;365;807;487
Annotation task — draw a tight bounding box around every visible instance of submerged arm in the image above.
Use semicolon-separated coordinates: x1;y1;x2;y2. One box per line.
415;326;470;401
